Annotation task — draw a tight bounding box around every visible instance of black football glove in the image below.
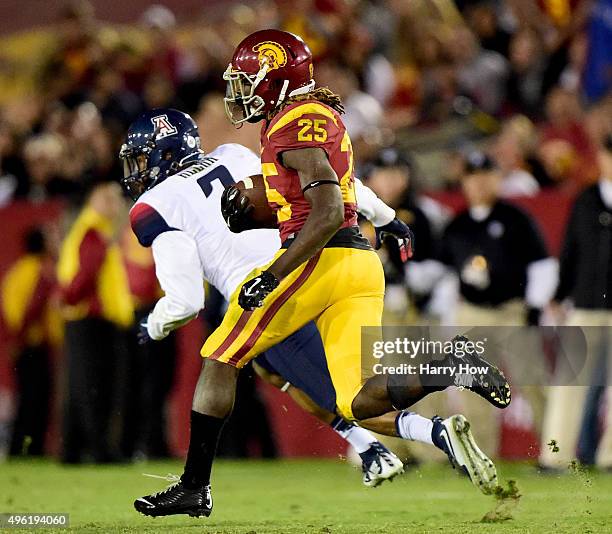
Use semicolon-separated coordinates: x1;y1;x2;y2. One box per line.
375;218;415;262
221;185;254;233
238;270;280;311
137;319;152;345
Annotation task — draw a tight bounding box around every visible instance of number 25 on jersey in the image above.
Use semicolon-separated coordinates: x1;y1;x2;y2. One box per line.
297;119;327;142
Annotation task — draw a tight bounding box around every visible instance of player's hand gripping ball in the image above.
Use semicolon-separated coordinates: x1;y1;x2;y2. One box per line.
375;218;415;262
221;175;277;232
221;185;253;233
238;270;280;311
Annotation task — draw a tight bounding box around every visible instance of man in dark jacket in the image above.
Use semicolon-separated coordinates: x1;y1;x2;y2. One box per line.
540;133;612;470
436;151;557;454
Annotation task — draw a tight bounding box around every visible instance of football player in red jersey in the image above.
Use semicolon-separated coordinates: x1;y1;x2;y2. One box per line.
133;30;510;518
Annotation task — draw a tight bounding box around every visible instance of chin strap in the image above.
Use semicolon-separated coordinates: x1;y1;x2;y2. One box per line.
277;80;290;107
289;79;316;97
276;79;316;109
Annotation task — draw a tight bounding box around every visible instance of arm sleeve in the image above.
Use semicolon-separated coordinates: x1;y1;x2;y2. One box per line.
146;231;205;340
354;178;395;227
526;257;559;308
62;230;107;305
427;270;460;324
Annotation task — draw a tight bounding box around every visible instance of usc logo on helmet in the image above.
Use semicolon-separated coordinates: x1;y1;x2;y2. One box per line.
253;41;287;71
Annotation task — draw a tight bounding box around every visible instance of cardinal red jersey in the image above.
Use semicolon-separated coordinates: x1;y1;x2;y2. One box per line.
261;99;357;242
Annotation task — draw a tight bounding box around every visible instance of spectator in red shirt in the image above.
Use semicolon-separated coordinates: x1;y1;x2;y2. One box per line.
1;228;59;456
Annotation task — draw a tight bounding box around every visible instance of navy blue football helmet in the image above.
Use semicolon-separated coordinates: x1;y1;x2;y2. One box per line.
119;108;202;200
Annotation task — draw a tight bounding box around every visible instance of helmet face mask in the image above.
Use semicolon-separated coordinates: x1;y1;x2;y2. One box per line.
120;142;166;201
223;67;267;125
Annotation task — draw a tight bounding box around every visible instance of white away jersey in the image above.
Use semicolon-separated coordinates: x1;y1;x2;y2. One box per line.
130;143;280;301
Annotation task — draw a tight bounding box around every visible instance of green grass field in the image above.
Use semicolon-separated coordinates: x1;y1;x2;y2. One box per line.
1;458;610;533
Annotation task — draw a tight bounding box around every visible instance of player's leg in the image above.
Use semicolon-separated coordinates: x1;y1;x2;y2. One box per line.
253;304;393;463
312;250;499;494
134;357;235;517
355;408;451;454
135;252;329;517
253;323;404;487
357;408;498;492
342;380;500;492
253;359;336;423
307;248;400;467
350;367;501;493
254;357;367;452
352;339;511;421
305;248;442;421
253;321;338;414
347;335;508;494
349;355;506;494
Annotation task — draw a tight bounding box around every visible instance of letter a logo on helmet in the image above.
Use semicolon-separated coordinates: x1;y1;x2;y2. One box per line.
252;41;287;71
151;114;178;139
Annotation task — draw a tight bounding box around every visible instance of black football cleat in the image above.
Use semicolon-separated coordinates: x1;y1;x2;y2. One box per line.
134;477;212;518
448;335;511;409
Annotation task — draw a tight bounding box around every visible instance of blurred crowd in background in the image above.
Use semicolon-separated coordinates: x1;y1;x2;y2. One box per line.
0;0;611;469
0;0;610;204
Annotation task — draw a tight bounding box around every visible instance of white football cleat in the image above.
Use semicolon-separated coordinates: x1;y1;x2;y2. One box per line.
360;442;405;487
433;414;498;494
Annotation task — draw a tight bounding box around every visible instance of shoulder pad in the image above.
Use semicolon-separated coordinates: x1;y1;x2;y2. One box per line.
130;202;178;247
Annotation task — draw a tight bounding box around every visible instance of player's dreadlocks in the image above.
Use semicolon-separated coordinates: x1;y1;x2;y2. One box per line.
271;87;345;119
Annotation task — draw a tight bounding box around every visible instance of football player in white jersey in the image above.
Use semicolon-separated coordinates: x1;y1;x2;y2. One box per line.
121;109;410;493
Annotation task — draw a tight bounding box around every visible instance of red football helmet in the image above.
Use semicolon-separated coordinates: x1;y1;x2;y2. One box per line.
223;29;315;125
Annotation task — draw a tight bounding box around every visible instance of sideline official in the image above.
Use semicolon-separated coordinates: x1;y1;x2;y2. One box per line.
437;151;558;454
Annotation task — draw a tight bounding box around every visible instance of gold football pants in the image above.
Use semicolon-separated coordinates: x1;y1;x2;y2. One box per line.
201;247;384;419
